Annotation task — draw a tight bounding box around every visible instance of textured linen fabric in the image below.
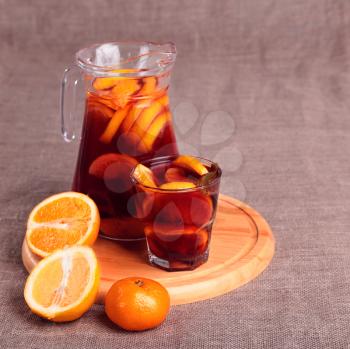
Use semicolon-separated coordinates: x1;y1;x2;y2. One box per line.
1;0;350;348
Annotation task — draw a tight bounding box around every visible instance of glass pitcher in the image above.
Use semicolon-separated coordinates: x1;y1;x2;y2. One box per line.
61;42;178;241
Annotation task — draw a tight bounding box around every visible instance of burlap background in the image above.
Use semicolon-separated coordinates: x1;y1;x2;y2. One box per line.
1;0;350;348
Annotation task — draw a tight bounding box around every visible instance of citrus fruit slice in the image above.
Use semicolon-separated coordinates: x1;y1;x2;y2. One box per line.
87;98;115;119
99;105;131;143
159;181;196;190
120;100;148;133
129;100;163;139
172;155;208;176
111;79;141;108
89;153;138;179
138;76;157;96
24;246;100;322
138;111;169;152
157;94;169;107
164;167;188;182
133;164;157;188
26;192;100;258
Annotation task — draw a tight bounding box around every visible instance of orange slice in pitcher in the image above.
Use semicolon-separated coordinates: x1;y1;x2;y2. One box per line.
120;101;148;133
129;100;163;138
157;94;169;107
133;164;157;188
89;94;119;110
92;69;140;90
111;79;141;107
93;77;122;90
137;76;157;96
24;246;100;322
87;99;115;119
172;155;208;176
26;192;100;258
99;105;131;143
159;181;196;190
138;111;169;152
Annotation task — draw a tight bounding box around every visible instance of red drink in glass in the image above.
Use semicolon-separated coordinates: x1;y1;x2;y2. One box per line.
132;155;221;271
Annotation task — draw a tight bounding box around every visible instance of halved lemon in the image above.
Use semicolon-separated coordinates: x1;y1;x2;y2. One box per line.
26;192;100;258
24;246;100;322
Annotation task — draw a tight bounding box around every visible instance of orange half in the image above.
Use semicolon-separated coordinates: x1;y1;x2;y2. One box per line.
24;246;100;322
26;192;100;258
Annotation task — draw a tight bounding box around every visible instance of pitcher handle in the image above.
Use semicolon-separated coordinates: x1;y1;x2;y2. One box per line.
60;65;82;142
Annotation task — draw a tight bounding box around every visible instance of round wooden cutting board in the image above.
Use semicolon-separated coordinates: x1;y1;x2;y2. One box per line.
22;194;275;305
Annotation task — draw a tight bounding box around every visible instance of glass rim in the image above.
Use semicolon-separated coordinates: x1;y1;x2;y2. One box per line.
75;41;176;77
131;155;222;193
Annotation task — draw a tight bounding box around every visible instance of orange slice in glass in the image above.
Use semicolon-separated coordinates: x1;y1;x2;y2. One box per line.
172;155;208;176
133;164;157;188
26;192;100;258
159;181;196;190
24;246;100;322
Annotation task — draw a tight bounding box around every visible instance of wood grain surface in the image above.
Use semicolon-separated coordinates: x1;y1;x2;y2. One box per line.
22;194;275;305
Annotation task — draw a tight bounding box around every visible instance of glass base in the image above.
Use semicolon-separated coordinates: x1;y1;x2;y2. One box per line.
148;249;209;272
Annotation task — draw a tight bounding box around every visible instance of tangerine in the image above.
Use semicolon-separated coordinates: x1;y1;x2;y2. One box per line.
105;277;170;331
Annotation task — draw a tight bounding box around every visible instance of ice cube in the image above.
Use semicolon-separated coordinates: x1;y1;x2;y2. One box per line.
95;43;120;67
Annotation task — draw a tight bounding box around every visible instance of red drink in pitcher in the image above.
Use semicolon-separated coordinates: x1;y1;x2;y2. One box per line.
61;42;178;240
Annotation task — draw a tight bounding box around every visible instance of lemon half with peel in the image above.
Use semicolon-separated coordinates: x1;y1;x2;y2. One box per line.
24;246;100;322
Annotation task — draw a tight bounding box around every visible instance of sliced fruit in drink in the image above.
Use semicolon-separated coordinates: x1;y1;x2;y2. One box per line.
164;167;194;183
129;100;163;138
89;154;138;193
26;192;100;258
147;226;208;257
120;101;148;133
152;192;213;228
111;78;141;108
92;69;140;90
93;76;122;90
89;153;138;179
172;155;208;176
139;111;169;152
157;94;169;107
138;76;157;96
133;164;157;188
99;105;131;143
24;246;100;322
159;181;196;190
87;99;115;119
90;95;119;110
